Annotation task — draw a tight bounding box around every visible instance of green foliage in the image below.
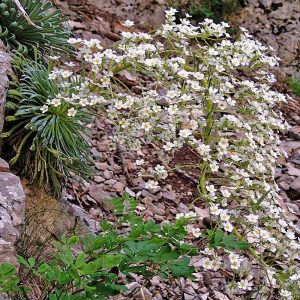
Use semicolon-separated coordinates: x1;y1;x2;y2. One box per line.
0;194;196;299
205;229;250;250
0;0;71;54
1;58;94;195
0;263;20;293
168;0;244;23
288;77;300;97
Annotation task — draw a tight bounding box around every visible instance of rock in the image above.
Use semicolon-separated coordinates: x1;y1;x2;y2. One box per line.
114;181;125;193
95;162;108;171
213;291;230;300
0;172;25;267
87;0;165;30
0;158;9;172
288;126;300;141
287;165;300;177
277;174;295;185
125;187;135;197
141;189;159;201
93;175;105;183
289;177;300;199
88;184;114;211
162;191;177;202
90;147;105;160
278;181;290;191
290;153;300;165
103;170;113;179
287;203;300;215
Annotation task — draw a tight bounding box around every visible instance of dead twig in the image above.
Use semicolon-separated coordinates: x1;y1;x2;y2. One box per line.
13;0;42;28
116;142;133;186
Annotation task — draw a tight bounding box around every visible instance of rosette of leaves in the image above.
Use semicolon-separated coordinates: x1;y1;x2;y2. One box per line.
0;0;71;54
1;58;93;195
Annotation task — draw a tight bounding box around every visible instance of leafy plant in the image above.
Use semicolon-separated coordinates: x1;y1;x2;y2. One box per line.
0;0;71;54
1;57;94;195
288;77;300;97
205;229;250;250
167;0;244;23
0;194;196;299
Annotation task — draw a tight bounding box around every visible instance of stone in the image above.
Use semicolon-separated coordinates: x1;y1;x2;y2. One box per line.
290;153;300;165
0;158;9;172
287;165;300;177
141;189;159;201
0;172;25;267
162;191;177;202
88;184;114;211
87;0;165;30
288;126;300;141
278;181;290;191
289;177;300;199
95;162;108;171
93;175;105;183
287;203;300;215
103;170;113;179
91;147;105;161
114;181;125;193
125;187;135;197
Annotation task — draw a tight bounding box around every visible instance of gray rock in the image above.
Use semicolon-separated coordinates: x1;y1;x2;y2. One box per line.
0;172;25;267
289;177;300;199
0;41;11;141
95;162;108;171
278;181;290;191
287;165;300;177
93;175;105;183
88;184;114;212
290;153;300;165
162;191;177;202
103;170;113;179
0;158;9;172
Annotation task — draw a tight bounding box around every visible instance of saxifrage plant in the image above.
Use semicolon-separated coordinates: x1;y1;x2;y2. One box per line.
1;57;95;195
0;0;71;54
46;10;300;298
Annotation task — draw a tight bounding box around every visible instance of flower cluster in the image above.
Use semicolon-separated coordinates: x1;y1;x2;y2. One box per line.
53;9;299;299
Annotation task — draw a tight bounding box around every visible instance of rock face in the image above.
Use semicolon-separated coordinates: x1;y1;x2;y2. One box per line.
0;41;11;140
231;0;300;79
87;0;165;30
0;167;25;266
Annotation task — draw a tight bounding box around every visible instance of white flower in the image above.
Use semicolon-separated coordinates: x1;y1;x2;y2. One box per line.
79;98;89;107
67;107;77;117
179;129;192;138
176;213;185;220
136;159;145;166
185;211;197;218
61;70;72;78
279;290;292;299
220;187;231;198
40;105;48;113
246;214;258;224
200;258;213;270
51;98;61;107
223;221;233;232
238;279;253;291
141;122;152;132
191;227;201;238
121;20;134;27
210;161;219;172
163;142;174;151
145;180;159;190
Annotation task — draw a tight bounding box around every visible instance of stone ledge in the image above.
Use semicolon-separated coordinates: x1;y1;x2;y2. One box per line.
0;161;25;267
